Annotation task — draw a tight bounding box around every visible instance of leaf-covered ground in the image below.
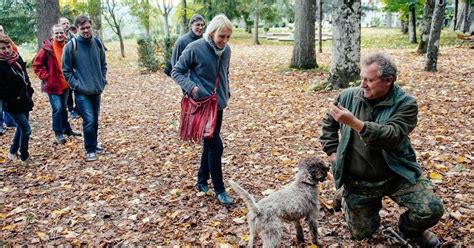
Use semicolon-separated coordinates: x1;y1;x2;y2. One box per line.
1;42;473;246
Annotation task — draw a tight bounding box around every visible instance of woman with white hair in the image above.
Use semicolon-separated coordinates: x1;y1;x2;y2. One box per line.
172;14;233;206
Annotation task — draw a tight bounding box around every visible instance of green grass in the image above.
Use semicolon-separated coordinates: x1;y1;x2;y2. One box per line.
230;27;459;49
361;27;458;49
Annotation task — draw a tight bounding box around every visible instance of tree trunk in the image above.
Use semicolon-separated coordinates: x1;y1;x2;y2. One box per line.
319;0;323;53
453;0;458;31
327;0;361;89
401;18;408;33
164;13;170;38
90;0;103;40
418;0;435;53
408;4;417;43
425;0;446;72
291;0;317;69
145;0;150;36
455;0;471;33
253;0;260;45
180;0;187;35
36;0;60;48
118;29;125;58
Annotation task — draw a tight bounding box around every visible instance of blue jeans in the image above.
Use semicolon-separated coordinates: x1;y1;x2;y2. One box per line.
0;100;17;127
75;93;101;153
198;110;225;194
8;112;31;161
48;88;71;135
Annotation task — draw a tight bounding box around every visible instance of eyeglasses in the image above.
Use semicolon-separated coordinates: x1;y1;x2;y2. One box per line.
54;32;65;34
193;23;205;27
0;45;11;50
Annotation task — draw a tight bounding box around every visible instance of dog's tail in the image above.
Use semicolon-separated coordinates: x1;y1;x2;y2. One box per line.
228;180;260;215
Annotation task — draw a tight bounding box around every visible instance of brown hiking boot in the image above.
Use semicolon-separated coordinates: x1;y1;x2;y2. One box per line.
333;186;344;212
409;231;440;248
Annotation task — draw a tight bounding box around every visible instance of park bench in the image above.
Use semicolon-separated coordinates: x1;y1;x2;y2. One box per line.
456;34;474;48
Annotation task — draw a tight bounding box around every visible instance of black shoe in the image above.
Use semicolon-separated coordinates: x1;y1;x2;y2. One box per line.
64;129;82;137
216;192;233;206
196;184;209;193
55;134;66;144
410;231;440;248
96;145;105;154
333;186;344;212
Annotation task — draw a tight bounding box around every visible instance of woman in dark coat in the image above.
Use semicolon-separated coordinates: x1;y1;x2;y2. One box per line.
0;34;34;165
172;14;233;206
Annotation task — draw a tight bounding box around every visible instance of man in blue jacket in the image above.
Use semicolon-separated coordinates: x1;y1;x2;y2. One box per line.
62;15;107;161
320;53;443;247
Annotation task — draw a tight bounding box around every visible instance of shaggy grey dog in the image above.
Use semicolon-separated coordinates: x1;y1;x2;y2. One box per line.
229;157;329;247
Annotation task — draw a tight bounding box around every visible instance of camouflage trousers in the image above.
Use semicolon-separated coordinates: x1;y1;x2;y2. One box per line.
341;175;444;240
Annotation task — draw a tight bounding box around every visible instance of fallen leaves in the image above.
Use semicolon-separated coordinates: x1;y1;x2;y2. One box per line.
0;42;472;246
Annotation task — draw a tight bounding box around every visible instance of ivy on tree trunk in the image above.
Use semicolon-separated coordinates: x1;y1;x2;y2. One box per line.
418;0;435;53
425;0;446;72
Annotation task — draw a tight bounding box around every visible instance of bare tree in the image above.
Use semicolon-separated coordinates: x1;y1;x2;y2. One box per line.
418;0;435;53
326;0;361;89
290;0;316;69
36;0;59;48
455;0;471;33
408;3;417;43
425;0;446;72
253;0;260;45
180;0;187;35
103;0;126;57
318;0;323;53
157;0;173;38
90;0;104;41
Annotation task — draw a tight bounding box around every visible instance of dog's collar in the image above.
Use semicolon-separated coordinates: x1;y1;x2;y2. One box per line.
302;181;316;187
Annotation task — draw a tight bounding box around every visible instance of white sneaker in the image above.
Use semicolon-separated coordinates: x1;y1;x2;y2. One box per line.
85;152;97;162
7;152;18;161
20;158;30;166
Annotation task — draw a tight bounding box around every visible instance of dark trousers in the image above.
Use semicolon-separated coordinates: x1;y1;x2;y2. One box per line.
197;110;225;194
48;88;71;135
75;93;101;153
8;112;31;161
67;87;75;111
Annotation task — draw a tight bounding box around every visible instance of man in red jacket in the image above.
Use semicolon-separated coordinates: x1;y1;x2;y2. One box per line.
33;24;81;144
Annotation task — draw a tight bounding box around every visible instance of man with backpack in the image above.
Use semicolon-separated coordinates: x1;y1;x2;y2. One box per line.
62;15;107;162
59;17;80;119
32;24;81;144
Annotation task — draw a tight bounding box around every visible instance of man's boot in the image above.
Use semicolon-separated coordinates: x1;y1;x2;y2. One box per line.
409;230;440;248
333;186;344;212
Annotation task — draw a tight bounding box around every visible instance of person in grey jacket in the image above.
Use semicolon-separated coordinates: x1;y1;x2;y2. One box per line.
170;14;205;67
171;14;233;206
62;15;107;162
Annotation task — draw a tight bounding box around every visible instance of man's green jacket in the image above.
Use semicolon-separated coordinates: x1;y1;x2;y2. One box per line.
320;85;423;189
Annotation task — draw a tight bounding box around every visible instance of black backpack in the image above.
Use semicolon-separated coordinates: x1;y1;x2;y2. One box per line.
164;60;172;77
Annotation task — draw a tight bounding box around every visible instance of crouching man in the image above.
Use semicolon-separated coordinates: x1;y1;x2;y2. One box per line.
320;53;444;247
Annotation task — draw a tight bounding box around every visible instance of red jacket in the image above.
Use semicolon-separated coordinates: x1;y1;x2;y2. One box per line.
32;39;68;94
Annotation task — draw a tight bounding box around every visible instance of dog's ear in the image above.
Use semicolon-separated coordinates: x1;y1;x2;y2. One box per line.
314;162;329;182
299;157;329;182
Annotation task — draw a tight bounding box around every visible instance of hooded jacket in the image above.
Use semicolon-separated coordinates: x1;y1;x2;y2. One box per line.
320;85;422;189
32;39;68;94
